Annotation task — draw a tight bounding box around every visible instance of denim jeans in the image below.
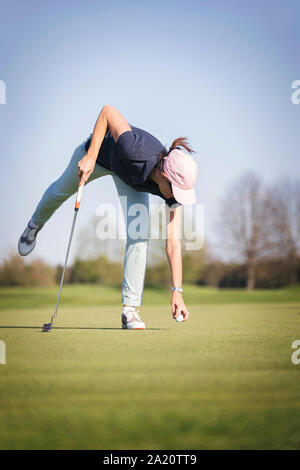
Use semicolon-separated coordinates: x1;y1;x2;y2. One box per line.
32;141;149;307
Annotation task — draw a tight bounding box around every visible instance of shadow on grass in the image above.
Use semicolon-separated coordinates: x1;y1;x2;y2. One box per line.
0;326;168;331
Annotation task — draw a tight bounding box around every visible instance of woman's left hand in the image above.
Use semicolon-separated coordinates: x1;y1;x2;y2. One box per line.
171;291;190;321
78;154;96;185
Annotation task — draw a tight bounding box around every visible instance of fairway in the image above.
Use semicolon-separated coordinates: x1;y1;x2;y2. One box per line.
0;286;299;449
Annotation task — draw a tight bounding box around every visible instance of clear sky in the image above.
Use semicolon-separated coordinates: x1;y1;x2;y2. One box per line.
0;0;299;264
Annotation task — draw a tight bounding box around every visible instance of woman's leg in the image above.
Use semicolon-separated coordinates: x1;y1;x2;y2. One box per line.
112;175;149;307
32;142;113;226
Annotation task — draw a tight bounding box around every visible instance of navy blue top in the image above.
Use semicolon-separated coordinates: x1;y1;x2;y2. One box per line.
85;125;180;208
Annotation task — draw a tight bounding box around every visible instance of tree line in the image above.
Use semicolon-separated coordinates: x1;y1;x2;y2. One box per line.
1;172;299;290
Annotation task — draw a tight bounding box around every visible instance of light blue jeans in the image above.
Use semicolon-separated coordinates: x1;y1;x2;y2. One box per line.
32;141;149;307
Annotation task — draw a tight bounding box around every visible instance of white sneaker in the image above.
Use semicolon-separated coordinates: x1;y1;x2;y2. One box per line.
18;220;43;256
121;306;146;330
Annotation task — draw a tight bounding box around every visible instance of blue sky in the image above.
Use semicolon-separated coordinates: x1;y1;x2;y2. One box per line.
0;0;299;264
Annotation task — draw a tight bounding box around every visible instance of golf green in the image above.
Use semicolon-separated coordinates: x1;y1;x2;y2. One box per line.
0;285;299;449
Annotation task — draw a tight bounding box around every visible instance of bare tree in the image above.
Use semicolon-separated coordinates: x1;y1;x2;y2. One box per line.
218;172;272;290
268;180;300;285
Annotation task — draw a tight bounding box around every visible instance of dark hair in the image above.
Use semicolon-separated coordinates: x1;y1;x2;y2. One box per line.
168;137;195;155
157;137;195;171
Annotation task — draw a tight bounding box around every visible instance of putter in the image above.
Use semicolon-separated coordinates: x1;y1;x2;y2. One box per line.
42;183;84;332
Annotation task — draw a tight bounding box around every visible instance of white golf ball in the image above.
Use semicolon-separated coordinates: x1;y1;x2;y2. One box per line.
176;313;184;322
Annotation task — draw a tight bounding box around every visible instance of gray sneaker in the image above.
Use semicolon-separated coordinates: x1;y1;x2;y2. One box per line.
121;307;146;330
18;221;43;256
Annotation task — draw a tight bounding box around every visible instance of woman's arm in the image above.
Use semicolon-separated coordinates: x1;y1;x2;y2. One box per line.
78;105;131;185
165;205;190;321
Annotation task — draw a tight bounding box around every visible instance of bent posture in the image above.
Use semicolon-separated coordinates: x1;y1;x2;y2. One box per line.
18;105;198;329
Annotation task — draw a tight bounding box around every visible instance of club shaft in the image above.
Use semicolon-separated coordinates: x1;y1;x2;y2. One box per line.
51;210;78;323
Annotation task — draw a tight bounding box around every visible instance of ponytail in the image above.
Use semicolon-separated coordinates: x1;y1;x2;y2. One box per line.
157;137;195;170
168;137;195;155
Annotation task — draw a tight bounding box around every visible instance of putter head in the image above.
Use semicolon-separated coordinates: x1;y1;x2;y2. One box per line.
42;322;53;332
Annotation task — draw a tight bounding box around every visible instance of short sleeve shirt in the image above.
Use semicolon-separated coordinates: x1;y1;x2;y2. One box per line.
85;125;181;208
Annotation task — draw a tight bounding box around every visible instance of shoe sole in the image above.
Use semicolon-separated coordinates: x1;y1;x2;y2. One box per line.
122;328;146;330
121;316;145;330
18;238;36;257
122;326;146;330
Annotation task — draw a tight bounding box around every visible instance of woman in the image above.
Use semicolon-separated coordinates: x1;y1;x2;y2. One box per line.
18;105;198;330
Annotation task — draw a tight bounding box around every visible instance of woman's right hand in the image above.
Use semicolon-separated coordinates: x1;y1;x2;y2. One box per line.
78;154;96;185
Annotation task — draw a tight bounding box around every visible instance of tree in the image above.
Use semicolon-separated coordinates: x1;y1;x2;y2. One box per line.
268;180;300;285
69;256;123;285
218;172;272;290
0;253;55;287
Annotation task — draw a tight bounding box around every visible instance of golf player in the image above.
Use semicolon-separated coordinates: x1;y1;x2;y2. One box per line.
18;105;198;329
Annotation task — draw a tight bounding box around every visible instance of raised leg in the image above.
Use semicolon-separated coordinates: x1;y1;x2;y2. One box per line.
32;142;113;226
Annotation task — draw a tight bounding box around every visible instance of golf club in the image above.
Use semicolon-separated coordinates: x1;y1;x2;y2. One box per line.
42;183;84;332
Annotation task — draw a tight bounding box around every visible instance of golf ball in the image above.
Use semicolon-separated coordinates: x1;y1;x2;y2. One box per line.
176;313;184;322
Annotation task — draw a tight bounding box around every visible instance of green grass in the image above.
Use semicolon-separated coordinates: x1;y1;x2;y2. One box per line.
1;284;300;310
0;285;299;449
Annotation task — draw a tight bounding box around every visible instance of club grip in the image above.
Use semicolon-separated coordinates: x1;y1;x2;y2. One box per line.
75;184;84;211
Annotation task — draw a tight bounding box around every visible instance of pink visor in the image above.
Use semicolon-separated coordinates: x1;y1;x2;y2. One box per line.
163;149;198;204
